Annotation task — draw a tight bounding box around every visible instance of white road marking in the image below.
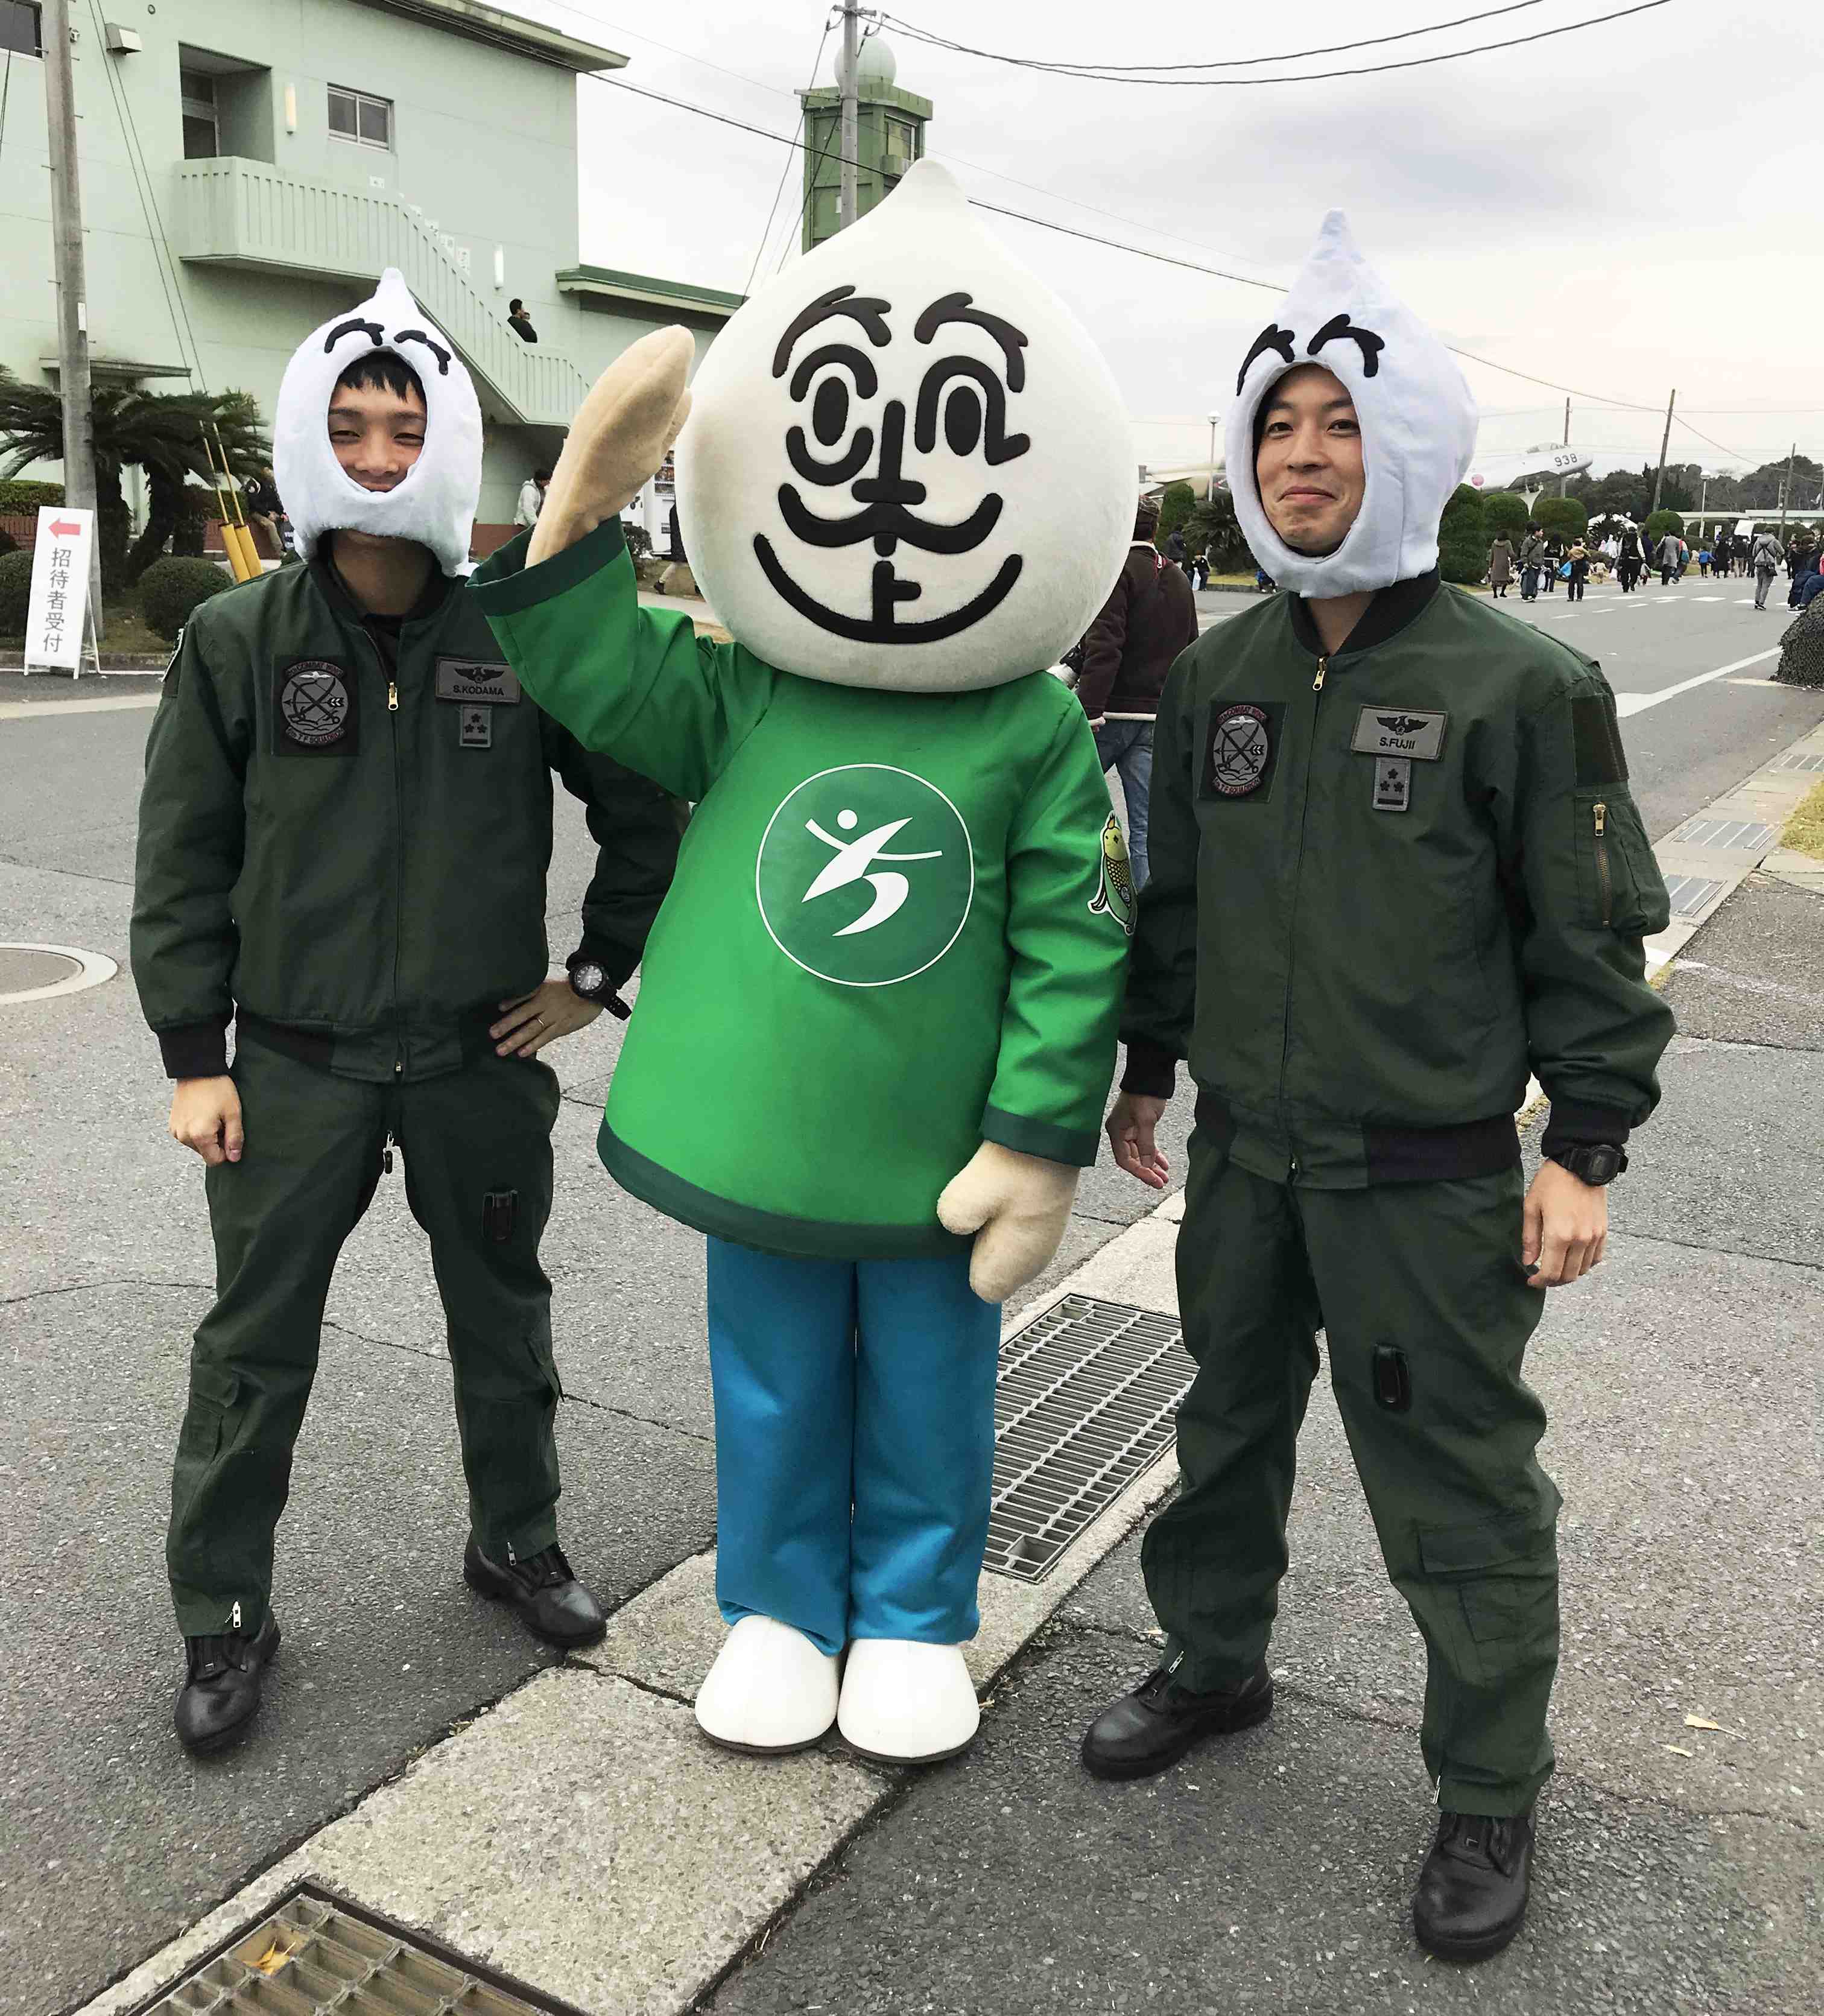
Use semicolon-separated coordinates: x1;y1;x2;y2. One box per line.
1611;647;1782;717
0;694;161;720
1727;677;1785;688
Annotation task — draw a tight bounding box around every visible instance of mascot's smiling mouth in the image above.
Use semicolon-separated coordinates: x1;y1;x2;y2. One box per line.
754;535;1023;645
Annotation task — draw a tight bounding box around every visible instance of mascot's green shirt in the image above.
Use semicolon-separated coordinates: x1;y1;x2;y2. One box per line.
473;522;1130;1260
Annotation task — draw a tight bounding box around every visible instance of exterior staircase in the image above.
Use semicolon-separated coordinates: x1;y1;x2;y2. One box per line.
174;157;589;428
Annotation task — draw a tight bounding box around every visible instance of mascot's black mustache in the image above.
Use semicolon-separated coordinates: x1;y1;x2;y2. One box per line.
776;484;1003;557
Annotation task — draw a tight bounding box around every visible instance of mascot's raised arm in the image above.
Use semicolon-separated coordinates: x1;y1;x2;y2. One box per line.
472;160;1136;1765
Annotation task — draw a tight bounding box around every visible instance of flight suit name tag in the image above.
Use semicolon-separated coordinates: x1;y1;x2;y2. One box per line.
1351;706;1447;762
434;658;521;705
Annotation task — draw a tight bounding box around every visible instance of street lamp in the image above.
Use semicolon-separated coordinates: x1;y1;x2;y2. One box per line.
1207;413;1220;502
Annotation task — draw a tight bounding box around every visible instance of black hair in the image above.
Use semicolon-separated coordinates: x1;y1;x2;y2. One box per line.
332;349;426;406
534;468;552;483
510;298;525;312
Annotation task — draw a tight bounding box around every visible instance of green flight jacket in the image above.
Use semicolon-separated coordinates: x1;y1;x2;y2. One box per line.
1122;574;1674;1185
472;521;1130;1260
131;553;679;1081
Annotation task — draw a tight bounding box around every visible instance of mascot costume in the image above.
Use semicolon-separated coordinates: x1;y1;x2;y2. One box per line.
473;162;1135;1762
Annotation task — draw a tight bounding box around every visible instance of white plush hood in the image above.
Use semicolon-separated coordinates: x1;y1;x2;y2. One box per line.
273;270;481;576
1225;212;1477;597
676;160;1134;693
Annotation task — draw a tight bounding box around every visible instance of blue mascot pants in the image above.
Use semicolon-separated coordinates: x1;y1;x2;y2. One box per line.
706;1239;1002;1655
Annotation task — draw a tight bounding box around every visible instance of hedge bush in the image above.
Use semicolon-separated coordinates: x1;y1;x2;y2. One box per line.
1155;481;1197;550
0;550;34;632
138;556;233;641
1438;484;1487;584
0;480;63;513
1642;509;1685;548
1532;496;1588;542
1482;490;1531;544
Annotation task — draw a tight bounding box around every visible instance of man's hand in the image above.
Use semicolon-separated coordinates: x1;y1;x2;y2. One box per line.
170;1076;243;1166
1106;1092;1170;1190
1522;1159;1608;1288
492;978;602;1059
528;327;695;566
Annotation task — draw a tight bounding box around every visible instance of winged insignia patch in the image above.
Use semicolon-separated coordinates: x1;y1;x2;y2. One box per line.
1378;715;1428;735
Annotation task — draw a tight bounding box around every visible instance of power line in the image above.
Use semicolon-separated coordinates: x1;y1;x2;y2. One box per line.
745;17;834;293
584;68;1787;439
878;2;1549;75
879;1;1671;87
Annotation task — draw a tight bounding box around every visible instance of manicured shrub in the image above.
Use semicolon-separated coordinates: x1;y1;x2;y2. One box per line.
0;550;34;631
138;554;233;641
1483;490;1530;544
1532;496;1588;542
1155;481;1197;549
1642;509;1685;548
0;479;63;513
1438;484;1487;584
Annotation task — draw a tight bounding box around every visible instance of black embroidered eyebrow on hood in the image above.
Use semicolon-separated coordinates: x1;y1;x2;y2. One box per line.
1236;325;1296;397
1306;314;1384;377
393;329;452;376
323;317;385;354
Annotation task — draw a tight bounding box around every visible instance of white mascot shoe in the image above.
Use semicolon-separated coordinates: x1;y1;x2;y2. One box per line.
694;1615;840;1755
837;1640;980;1764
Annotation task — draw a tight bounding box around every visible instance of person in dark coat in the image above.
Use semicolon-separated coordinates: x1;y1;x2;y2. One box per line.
1164;525;1188;571
1072;497;1200;890
508;299;539;344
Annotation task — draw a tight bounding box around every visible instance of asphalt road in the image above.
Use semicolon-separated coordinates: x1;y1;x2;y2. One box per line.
1196;572;1824;840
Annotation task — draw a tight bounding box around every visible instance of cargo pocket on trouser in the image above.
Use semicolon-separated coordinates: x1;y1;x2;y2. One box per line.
168;1362;244;1603
1413;1509;1561;1806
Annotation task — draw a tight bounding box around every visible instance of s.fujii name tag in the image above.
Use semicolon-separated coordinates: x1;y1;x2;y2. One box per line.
1351;707;1447;761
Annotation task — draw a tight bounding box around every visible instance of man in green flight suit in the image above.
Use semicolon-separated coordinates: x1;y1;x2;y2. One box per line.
131;273;679;1755
1081;216;1674;1960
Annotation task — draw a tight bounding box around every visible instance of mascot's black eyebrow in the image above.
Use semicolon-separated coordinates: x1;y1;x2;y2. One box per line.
771;287;892;379
913;293;1026;392
1306;314;1384;377
323;317;384;353
1236;325;1296;395
393;329;452;376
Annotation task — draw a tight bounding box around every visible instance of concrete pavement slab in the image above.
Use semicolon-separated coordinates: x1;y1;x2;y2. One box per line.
705;1629;1821;2016
0;1283;715;2016
1664;873;1824;1050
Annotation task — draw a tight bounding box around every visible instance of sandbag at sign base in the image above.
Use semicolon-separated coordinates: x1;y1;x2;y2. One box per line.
694;1614;840;1754
837;1640;980;1764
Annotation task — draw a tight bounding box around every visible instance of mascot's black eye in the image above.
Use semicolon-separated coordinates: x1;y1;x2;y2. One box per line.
943;385;982;456
812;376;849;448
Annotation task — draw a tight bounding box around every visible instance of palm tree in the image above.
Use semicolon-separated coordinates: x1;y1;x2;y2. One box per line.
0;369;269;586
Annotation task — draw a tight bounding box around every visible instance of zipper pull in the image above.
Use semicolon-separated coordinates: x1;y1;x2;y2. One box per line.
388;680;399;712
1313;656;1328;693
382;1133;394;1175
1594;800;1607;836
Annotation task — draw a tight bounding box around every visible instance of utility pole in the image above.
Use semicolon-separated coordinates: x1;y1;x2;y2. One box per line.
1780;441;1796;524
1207;413;1218;502
1563;397;1571;446
838;0;860;233
1649;388;1676;518
42;0;103;638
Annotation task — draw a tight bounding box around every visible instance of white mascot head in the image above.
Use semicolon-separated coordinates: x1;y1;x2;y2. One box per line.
677;161;1133;692
273;268;481;577
1224;211;1478;597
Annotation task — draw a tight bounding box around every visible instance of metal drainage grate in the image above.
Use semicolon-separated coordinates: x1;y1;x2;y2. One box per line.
1662;873;1727;919
1775;752;1824;773
1668;817;1776;852
986;1294;1193;1583
143;1883;582;2016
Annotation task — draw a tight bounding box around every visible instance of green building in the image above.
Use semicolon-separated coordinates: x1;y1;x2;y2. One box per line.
0;0;741;538
799;34;932;252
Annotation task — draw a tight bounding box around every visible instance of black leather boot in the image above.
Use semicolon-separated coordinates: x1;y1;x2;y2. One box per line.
1080;1656;1273;1780
463;1536;606;1647
174;1610;280;1755
1413;1807;1535;1960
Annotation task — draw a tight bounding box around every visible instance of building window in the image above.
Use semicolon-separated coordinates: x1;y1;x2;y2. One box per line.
1;1;43;57
883;116;919;164
180;68;220;159
328;85;393;151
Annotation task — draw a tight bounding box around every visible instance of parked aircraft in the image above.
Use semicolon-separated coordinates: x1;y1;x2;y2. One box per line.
1463;443;1592;493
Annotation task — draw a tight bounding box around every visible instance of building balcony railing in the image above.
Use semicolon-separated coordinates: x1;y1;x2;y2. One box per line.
174;157;589;430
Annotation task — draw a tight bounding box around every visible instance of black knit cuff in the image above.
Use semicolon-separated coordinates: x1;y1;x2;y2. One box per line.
1539;1098;1632;1156
157;1016;231;1079
1120;1038;1178;1100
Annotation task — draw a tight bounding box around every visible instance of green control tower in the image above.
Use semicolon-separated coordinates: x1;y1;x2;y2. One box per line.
800;35;934;252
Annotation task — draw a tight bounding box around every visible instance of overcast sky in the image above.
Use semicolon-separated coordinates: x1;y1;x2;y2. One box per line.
525;0;1816;482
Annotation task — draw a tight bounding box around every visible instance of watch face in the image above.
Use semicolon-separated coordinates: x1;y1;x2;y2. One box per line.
572;962;607;997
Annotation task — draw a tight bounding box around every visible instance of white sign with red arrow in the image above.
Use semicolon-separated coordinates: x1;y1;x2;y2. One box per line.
24;506;96;674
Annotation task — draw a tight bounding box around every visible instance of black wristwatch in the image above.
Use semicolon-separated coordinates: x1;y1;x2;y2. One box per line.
566;955;613;1004
1545;1142;1629;1185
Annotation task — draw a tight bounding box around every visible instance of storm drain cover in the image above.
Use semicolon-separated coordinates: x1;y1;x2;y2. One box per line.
1662;873;1727;919
986;1294;1193;1583
1775;751;1824;773
1669;817;1776;852
144;1883;581;2016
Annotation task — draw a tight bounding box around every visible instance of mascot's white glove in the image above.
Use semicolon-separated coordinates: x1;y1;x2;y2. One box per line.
938;1142;1080;1305
529;325;694;566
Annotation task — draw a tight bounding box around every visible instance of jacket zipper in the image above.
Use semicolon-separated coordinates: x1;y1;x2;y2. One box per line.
1594;799;1612;925
357;627;407;1074
1279;654;1330;1176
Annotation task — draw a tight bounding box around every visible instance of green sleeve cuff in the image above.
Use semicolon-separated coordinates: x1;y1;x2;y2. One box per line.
469;519;627;617
981;1104;1100;1169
